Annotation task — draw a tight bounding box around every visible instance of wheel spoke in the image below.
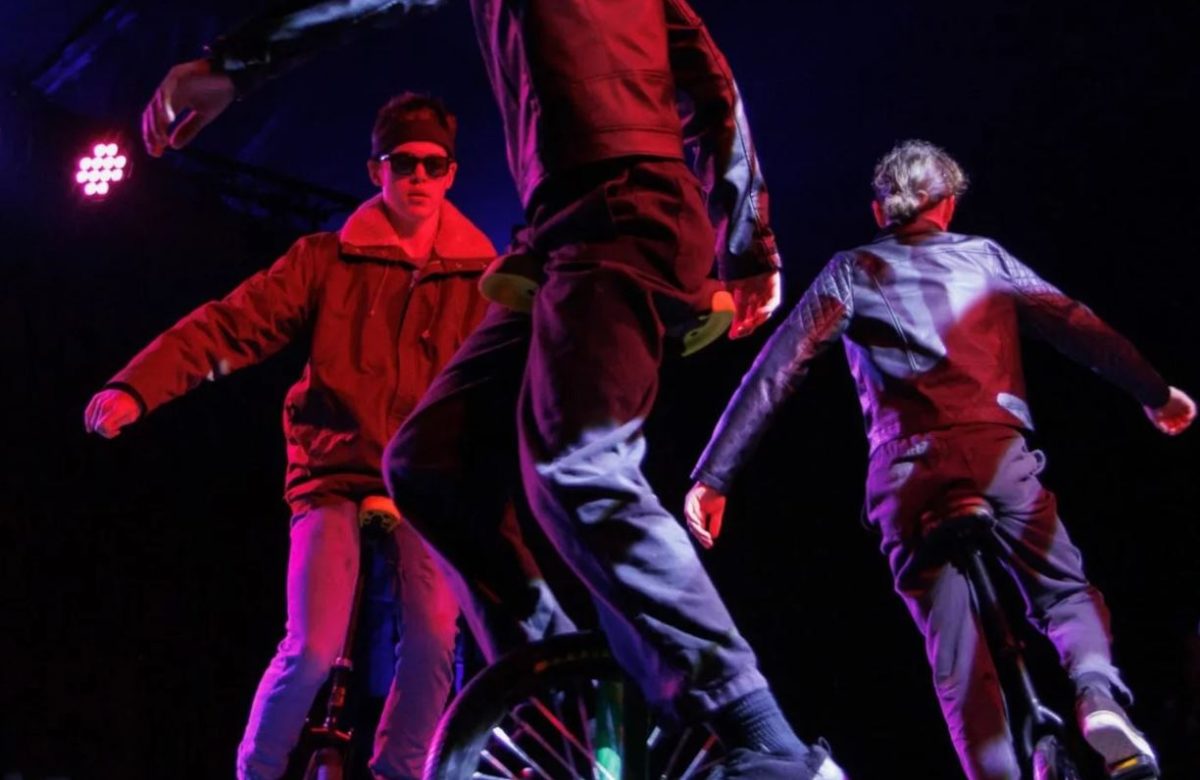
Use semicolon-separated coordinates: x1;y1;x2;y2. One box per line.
647;725;662;751
427;635;725;780
659;725;693;778
678;733;721;779
532;694;614;779
478;748;517;779
490;724;557;780
509;703;591;778
574;680;596;759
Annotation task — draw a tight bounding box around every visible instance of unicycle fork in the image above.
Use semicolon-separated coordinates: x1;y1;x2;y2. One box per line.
301;496;402;780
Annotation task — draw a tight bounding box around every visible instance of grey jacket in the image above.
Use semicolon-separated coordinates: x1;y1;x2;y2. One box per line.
693;223;1169;492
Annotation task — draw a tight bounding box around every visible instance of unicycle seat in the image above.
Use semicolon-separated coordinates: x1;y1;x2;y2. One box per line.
918;494;998;561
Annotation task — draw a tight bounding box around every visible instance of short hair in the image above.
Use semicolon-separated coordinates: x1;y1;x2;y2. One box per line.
371;92;457;158
872;139;968;224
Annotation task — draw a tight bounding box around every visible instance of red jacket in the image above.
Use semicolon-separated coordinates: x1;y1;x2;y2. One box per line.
107;196;494;510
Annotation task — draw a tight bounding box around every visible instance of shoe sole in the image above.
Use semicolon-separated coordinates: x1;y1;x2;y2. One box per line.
482;277;735;358
480;272;538;313
708;757;849;780
1081;711;1158;777
813;755;849;780
679;291;735;357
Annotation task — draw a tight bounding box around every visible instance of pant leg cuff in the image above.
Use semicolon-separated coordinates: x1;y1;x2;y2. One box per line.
675;668;770;725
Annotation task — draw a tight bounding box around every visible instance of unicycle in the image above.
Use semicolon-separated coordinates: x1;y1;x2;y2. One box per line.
300;496;403;780
920;495;1085;780
422;631;725;780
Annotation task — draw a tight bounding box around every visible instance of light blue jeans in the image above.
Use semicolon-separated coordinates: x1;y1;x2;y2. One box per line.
236;498;459;780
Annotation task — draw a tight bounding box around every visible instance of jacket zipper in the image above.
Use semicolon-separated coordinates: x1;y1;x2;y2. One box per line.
367;262;394;319
387;267;424;425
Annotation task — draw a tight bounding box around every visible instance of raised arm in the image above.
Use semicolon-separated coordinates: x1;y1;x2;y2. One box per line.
85;236;322;437
991;244;1193;435
693;253;854;491
993;246;1166;401
666;0;781;337
142;1;443;155
683;253;855;546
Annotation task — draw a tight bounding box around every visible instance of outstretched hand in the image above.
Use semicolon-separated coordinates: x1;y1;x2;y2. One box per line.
726;270;781;339
142;59;235;157
84;388;141;439
684;481;727;549
1144;386;1196;436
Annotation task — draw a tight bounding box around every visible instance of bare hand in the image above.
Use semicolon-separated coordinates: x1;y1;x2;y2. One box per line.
1144;386;1196;436
726;270;782;339
142;59;235;157
684;482;727;549
84;388;141;439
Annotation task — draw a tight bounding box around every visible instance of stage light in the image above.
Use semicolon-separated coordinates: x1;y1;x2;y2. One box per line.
75;140;129;200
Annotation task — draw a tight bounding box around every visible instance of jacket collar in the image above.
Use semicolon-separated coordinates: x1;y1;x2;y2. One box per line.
338;194;496;268
873;216;946;244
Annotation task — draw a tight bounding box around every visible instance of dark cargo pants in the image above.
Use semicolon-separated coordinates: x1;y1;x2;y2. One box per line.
384;159;767;724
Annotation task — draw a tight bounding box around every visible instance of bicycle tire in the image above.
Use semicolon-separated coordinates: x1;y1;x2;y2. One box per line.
423;631;723;780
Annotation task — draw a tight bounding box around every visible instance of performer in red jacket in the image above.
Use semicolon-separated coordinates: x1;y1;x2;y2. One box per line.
87;94;494;780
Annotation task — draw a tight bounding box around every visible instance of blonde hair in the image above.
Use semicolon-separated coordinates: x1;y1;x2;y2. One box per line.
872;140;968;224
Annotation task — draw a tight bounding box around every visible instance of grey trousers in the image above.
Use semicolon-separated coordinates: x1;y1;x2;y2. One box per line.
865;423;1130;780
384;159;768;727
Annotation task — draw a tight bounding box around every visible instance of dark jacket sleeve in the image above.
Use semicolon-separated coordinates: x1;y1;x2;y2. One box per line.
665;0;779;281
692;254;855;493
990;243;1170;408
207;0;444;96
105;235;323;414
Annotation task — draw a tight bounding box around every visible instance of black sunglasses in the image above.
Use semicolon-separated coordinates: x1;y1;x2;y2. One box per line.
376;152;454;178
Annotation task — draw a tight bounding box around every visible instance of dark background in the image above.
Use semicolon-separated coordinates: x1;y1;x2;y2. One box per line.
2;1;1197;777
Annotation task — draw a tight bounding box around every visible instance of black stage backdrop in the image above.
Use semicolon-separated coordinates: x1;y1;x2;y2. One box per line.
2;1;1197;777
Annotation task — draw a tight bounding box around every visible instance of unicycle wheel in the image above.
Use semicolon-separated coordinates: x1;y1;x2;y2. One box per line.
423;631;724;780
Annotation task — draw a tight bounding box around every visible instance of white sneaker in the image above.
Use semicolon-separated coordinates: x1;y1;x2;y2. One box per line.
1076;689;1158;778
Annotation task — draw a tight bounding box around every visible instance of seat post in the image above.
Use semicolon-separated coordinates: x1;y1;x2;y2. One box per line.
924;498;1066;768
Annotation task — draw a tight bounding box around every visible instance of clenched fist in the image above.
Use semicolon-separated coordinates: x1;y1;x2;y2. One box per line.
84;388;141;439
1144;386;1196;436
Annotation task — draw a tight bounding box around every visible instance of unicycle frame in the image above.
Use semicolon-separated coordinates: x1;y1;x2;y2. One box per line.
301;500;402;780
921;496;1079;778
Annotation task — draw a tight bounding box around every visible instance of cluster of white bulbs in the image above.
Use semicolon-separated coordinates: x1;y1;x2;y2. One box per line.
76;143;128;197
